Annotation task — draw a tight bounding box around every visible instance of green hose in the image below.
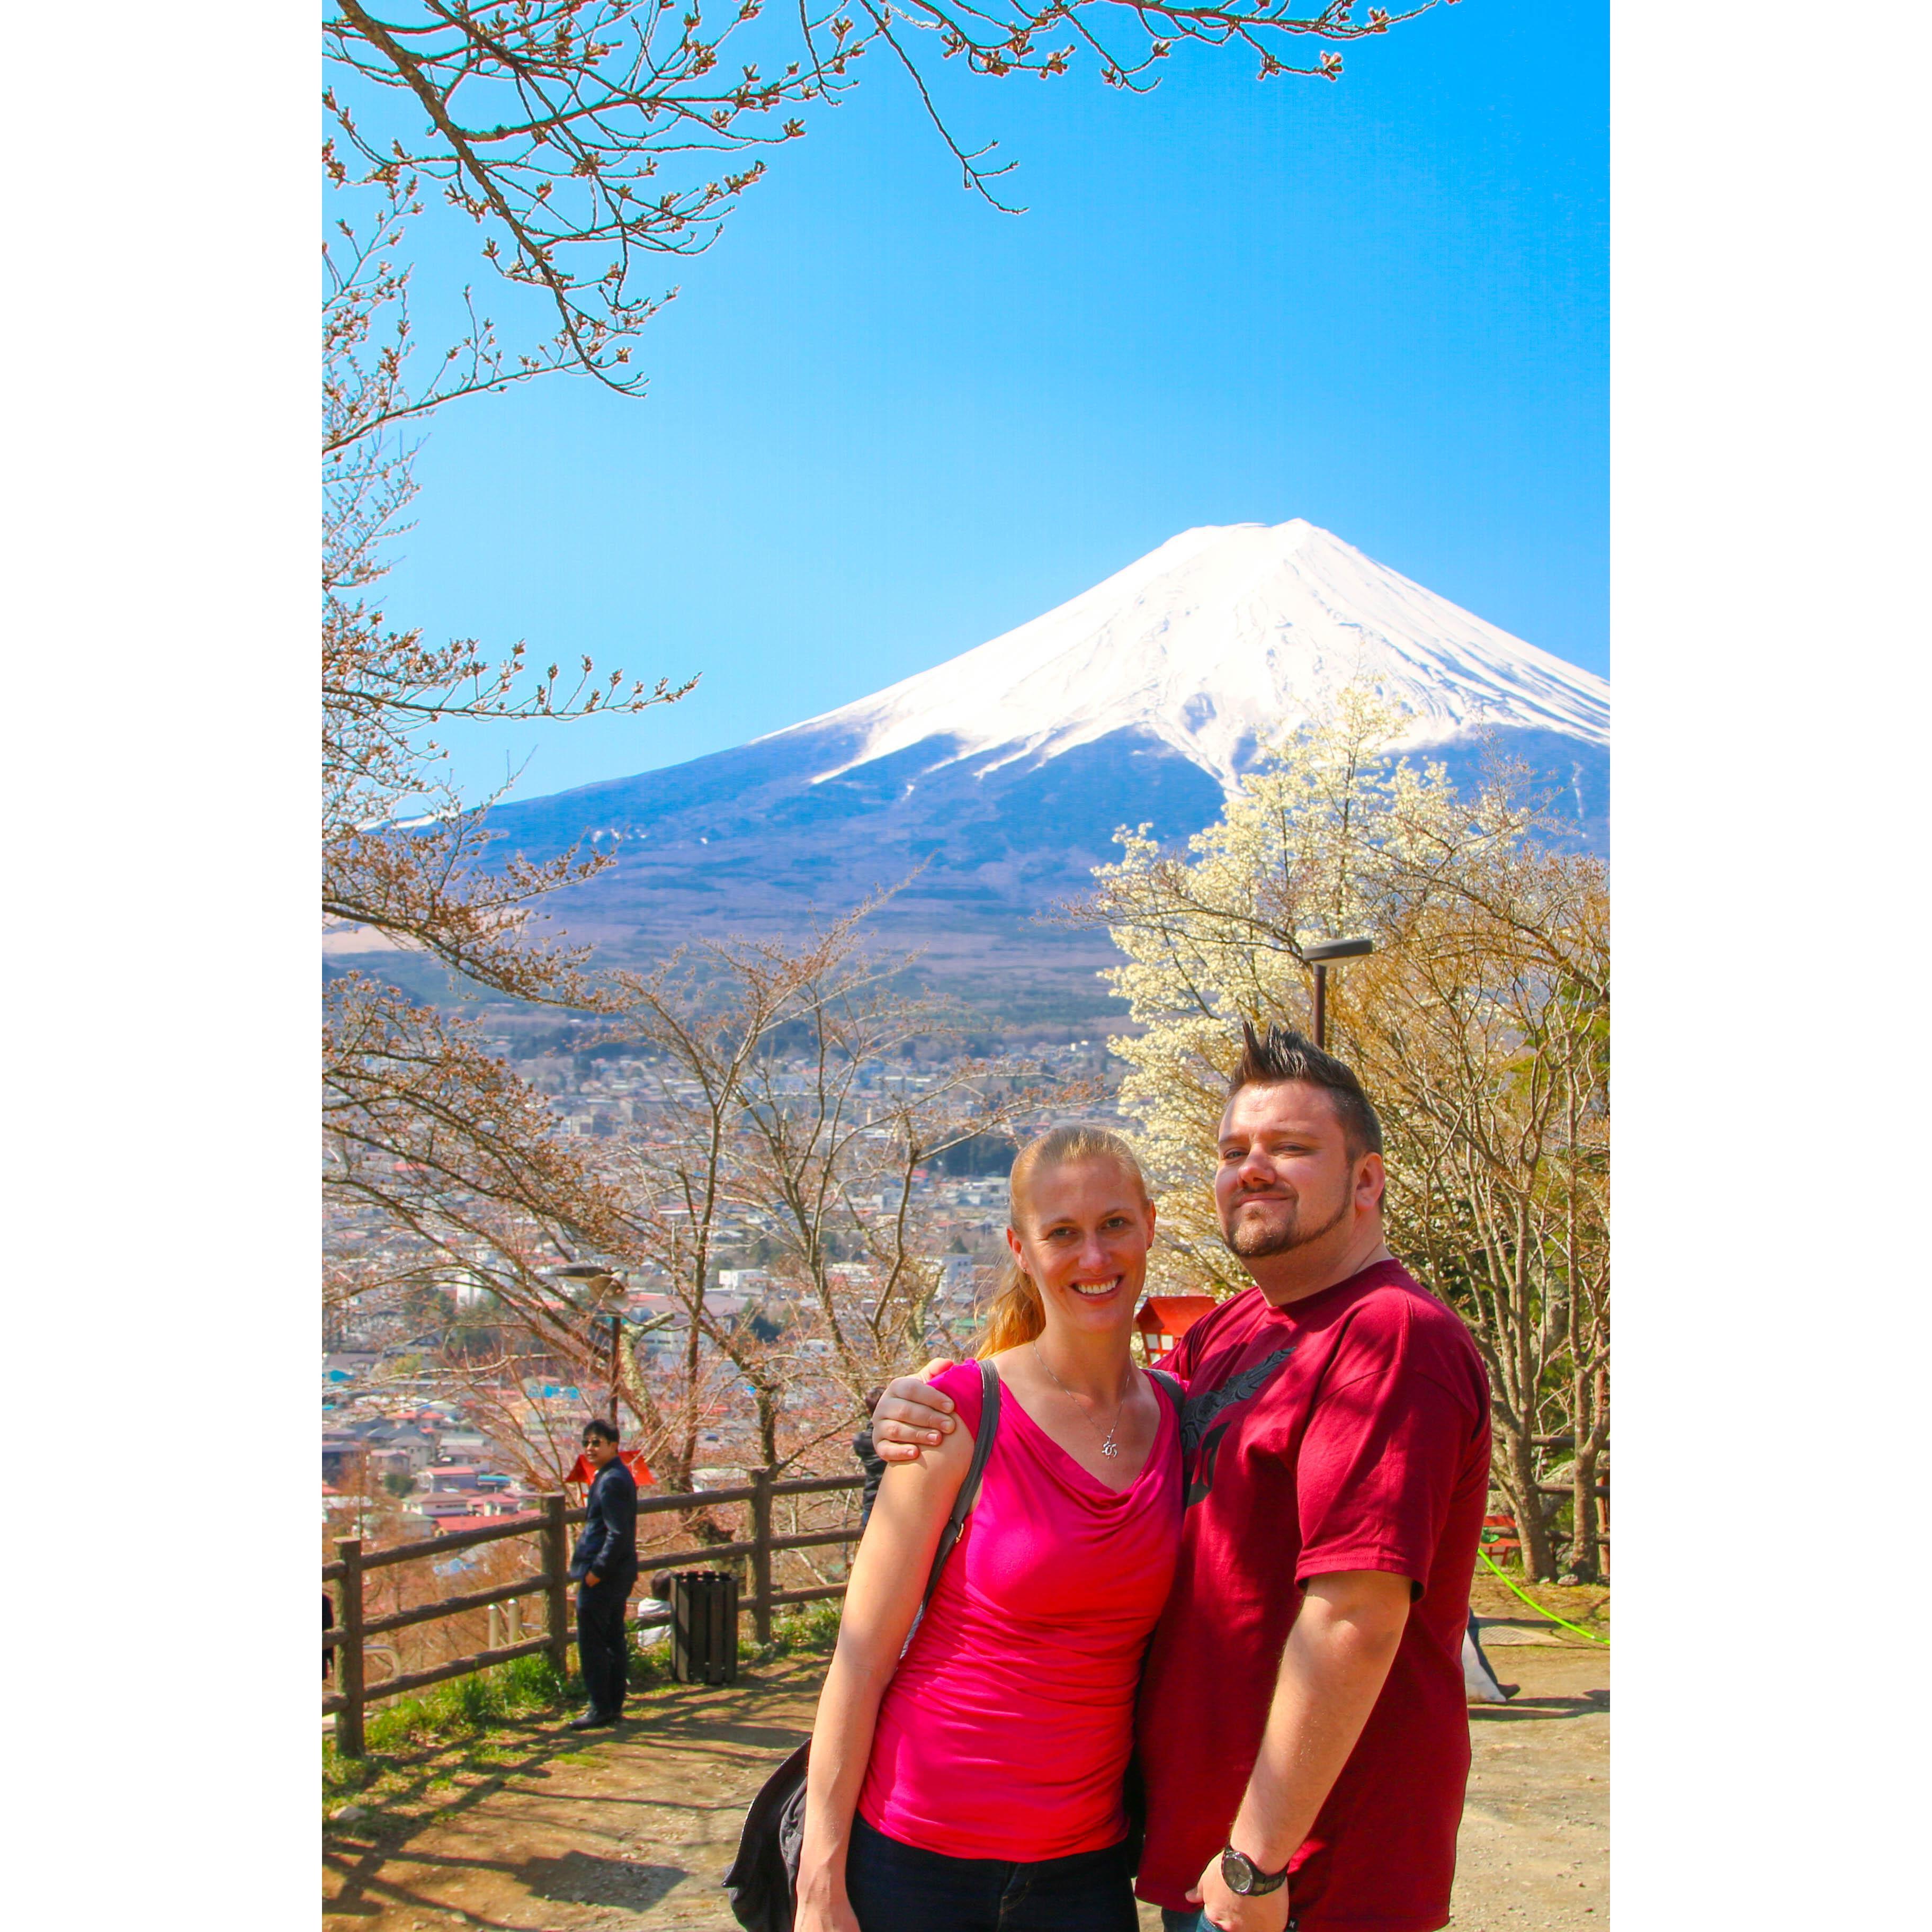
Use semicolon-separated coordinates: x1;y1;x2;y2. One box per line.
1477;1548;1609;1647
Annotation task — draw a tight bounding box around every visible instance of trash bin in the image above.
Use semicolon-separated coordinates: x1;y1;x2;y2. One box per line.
667;1569;739;1685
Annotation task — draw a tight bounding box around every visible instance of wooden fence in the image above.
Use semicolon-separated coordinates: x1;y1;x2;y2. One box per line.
324;1469;864;1756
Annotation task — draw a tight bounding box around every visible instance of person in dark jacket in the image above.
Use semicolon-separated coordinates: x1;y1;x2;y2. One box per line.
567;1417;639;1730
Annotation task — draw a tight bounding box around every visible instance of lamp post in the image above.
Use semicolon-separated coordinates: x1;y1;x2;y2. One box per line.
1302;936;1375;1050
549;1263;625;1424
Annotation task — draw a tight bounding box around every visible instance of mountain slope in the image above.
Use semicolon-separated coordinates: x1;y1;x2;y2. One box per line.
474;521;1607;1014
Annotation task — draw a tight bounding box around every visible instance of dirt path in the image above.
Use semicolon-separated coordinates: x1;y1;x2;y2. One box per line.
324;1636;1606;1931
1454;1631;1609;1928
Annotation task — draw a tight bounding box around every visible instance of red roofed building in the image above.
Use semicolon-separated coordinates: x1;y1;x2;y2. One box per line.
1135;1295;1220;1363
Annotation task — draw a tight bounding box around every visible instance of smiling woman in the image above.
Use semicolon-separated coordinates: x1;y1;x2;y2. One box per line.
786;1123;1183;1932
978;1124;1155;1355
990;1131;1167;1481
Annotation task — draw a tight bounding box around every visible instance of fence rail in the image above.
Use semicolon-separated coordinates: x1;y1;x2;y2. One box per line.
325;1470;865;1756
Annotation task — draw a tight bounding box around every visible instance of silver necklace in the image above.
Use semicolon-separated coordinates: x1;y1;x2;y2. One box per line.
1032;1341;1131;1459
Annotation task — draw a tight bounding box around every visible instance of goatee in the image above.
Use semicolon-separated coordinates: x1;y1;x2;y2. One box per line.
1224;1189;1349;1259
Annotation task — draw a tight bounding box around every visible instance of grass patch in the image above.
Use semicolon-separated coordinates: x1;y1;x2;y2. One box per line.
1469;1568;1611;1641
324;1652;573;1811
368;1652;569;1751
752;1599;844;1664
325;1604;844;1820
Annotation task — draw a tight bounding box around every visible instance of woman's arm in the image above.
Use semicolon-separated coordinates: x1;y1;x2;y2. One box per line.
794;1411;975;1932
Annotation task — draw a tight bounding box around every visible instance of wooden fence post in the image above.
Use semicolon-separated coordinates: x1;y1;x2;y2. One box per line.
325;1474;865;1730
750;1466;774;1644
543;1493;571;1680
336;1536;365;1758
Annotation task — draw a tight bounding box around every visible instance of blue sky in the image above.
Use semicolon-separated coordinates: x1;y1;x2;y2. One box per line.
370;0;1606;808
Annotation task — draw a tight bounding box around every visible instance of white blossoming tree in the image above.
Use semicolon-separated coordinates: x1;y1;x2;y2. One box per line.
1086;694;1609;1581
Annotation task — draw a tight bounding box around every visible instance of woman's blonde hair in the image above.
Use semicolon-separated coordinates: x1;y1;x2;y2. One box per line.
976;1125;1152;1357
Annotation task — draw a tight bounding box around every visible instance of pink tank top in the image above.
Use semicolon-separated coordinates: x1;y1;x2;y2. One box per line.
856;1358;1182;1861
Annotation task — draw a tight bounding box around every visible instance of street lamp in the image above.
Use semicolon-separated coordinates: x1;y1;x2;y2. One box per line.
549;1263;626;1424
1302;936;1375;1051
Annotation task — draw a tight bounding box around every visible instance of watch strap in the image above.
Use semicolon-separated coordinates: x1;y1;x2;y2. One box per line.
1222;1844;1291;1894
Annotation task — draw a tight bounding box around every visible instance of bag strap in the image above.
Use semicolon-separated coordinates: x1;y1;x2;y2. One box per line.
1148;1366;1183;1410
919;1357;1001;1614
900;1359;1000;1653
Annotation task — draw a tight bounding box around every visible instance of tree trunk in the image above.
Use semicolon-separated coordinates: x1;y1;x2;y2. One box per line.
1595;1364;1610;1579
1495;1416;1558;1581
1574;1363;1609;1580
1570;1439;1602;1582
756;1386;780;1471
676;1310;703;1495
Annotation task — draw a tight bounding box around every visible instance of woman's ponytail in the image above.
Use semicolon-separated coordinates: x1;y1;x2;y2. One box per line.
976;1253;1046;1357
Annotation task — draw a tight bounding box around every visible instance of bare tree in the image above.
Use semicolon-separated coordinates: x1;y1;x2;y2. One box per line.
728;934;1066;1408
324;0;1444;413
323;162;693;1363
598;907;1069;1472
600;927;842;1488
1339;828;1609;1580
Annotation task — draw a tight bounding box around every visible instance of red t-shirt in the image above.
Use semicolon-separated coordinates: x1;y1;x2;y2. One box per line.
1133;1259;1491;1930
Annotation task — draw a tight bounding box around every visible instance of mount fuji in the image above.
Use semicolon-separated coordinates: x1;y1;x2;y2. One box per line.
484;521;1607;1016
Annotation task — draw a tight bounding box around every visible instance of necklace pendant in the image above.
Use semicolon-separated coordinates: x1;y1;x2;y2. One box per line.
1101;1435;1120;1457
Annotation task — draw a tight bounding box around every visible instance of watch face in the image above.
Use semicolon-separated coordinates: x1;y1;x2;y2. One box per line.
1221;1848;1256;1895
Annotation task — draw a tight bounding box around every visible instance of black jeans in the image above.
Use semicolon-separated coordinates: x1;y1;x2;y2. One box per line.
575;1568;634;1717
845;1812;1139;1932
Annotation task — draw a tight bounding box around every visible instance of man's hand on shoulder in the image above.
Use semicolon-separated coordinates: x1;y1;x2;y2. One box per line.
870;1359;960;1464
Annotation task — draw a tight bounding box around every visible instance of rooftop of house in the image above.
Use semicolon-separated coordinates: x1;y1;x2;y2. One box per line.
1135;1294;1221;1337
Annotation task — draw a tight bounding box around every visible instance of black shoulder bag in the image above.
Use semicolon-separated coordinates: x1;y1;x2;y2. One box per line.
722;1359;1003;1932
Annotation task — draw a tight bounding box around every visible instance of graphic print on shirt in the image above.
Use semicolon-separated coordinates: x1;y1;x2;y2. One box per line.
1179;1343;1298;1508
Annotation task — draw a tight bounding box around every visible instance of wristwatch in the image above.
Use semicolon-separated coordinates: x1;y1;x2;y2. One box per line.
1220;1844;1291;1896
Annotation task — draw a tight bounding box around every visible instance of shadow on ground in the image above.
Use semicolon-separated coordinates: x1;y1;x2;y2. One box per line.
1470;1684;1609;1727
519;1849;690;1910
324;1660;822;1930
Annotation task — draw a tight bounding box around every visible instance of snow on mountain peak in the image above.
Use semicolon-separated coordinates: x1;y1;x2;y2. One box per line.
769;520;1607;793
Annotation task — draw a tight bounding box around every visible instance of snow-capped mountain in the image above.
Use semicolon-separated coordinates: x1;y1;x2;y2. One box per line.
778;520;1605;794
480;522;1607;1008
